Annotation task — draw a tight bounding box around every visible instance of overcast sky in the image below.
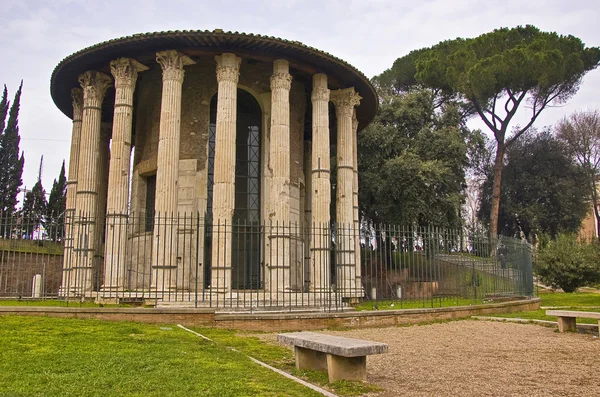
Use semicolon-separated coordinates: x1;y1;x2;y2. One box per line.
1;0;599;202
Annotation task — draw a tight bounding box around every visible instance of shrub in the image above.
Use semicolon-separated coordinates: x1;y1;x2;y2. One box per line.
535;234;600;292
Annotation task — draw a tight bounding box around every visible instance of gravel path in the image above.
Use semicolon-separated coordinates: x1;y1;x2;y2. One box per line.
263;320;600;396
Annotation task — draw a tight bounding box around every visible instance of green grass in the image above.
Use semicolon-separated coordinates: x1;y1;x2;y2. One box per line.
485;309;600;324
0;300;134;308
194;328;381;397
0;239;63;255
536;290;600;307
354;297;489;311
0;316;323;397
393;251;431;267
487;291;600;325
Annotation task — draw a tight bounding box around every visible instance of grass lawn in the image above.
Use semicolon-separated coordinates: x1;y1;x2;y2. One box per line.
0;239;63;255
487;290;600;324
193;328;380;397
536;290;600;307
0;316;324;397
0;300;133;308
354;297;489;311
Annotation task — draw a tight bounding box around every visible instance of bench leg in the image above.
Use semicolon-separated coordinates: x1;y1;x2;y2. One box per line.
326;354;367;383
557;316;576;332
295;346;327;371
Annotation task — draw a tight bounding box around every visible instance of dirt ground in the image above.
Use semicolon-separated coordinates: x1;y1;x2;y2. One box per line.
264;320;600;397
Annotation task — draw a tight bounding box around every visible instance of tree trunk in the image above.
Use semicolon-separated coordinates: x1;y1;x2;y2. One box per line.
489;143;506;240
592;179;600;240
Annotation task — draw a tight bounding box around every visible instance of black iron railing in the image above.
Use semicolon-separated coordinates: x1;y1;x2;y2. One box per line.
0;212;534;311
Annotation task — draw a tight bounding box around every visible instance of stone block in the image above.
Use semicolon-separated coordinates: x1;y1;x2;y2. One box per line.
326;353;366;382
278;332;388;357
295;346;327;371
557;316;577;332
547;310;600;334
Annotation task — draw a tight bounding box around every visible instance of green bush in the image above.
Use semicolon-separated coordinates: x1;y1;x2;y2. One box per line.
535;234;600;292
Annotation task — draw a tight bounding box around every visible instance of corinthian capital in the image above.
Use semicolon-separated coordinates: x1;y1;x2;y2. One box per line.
311;73;330;102
270;59;292;91
270;73;293;91
110;58;149;88
311;87;330;102
156;50;195;82
330;88;362;118
215;53;242;83
78;71;112;106
71;88;83;121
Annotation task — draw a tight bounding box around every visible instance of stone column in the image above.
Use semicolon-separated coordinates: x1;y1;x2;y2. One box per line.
103;58;148;293
72;71;112;295
352;110;362;290
60;88;83;296
94;122;111;290
303;141;312;290
211;53;241;292
266;59;293;291
331;88;361;296
310;74;331;292
152;50;195;292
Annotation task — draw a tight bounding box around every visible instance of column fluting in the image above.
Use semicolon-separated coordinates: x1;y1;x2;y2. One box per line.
73;71;112;295
211;53;241;292
266;59;293;291
352;110;362;291
331;88;361;296
103;58;148;293
61;88;83;296
94;122;111;291
310;74;331;292
152;50;195;292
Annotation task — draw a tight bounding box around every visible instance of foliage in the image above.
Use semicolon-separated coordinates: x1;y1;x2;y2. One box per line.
21;169;47;237
0;316;323;397
410;25;600;238
358;88;480;226
535;233;600;292
376;48;475;119
479;129;589;240
556;109;600;236
47;160;67;240
0;81;25;235
0;85;7;137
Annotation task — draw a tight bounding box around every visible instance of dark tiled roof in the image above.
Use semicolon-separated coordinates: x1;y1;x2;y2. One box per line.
50;29;377;130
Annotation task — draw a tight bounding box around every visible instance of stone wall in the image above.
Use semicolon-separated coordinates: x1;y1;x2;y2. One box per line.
0;251;63;297
0;298;541;331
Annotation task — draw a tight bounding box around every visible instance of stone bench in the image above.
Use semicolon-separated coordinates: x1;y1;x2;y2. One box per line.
546;310;600;334
277;331;388;383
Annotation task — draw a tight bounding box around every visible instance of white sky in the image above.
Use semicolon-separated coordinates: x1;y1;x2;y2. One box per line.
1;0;599;201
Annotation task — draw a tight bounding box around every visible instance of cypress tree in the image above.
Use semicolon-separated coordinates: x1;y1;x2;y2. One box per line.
47;160;67;240
0;81;25;236
0;85;8;135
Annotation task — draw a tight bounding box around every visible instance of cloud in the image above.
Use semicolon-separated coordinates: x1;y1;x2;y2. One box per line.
0;0;598;196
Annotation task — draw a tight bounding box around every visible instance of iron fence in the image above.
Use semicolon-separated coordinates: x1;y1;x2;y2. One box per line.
0;212;534;311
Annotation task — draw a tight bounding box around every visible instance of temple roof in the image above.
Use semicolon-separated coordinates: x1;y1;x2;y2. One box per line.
50;29;377;130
